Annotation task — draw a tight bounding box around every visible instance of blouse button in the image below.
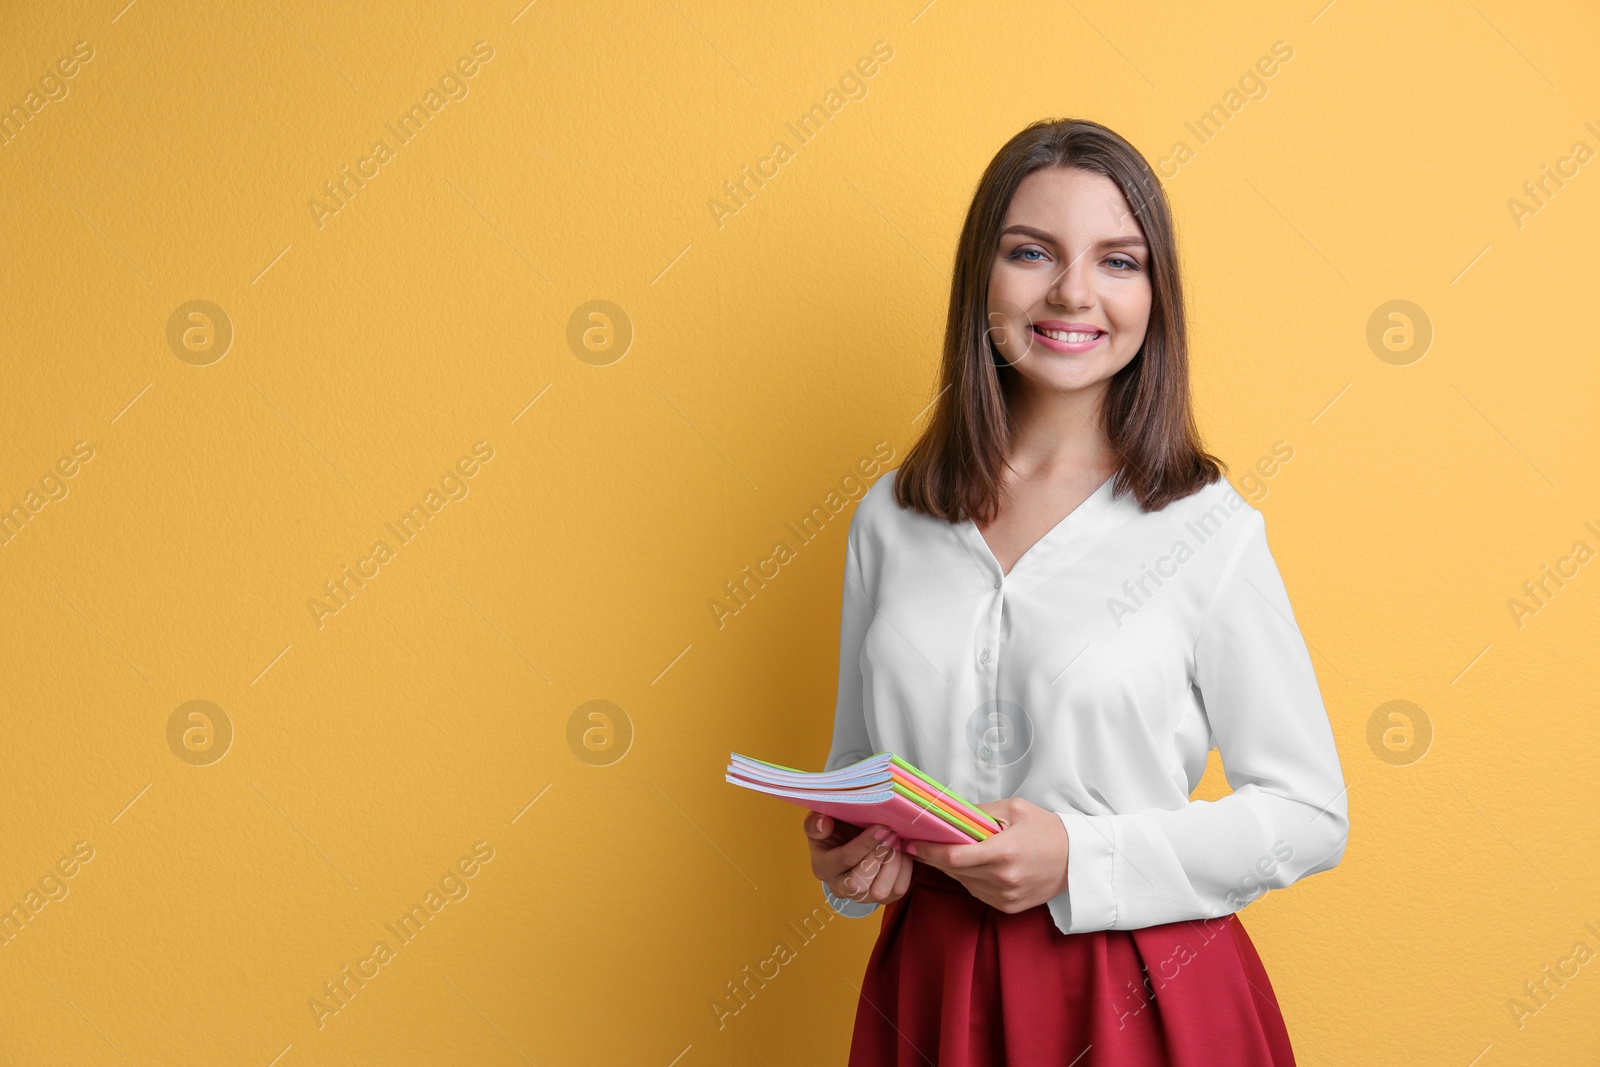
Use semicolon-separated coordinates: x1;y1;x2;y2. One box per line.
993;578;1002;589
979;647;991;664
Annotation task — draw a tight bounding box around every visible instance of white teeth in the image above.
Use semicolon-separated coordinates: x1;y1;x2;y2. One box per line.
1039;328;1102;343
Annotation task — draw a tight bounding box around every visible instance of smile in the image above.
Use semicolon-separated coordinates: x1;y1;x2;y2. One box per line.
1030;325;1105;352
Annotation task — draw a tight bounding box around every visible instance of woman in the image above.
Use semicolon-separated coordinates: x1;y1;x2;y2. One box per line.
802;118;1348;1065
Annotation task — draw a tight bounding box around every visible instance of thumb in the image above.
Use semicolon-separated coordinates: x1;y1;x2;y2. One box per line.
974;800;1012;831
804;811;833;839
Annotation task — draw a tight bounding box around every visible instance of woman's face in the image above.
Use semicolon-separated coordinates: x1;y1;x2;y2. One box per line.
987;166;1153;402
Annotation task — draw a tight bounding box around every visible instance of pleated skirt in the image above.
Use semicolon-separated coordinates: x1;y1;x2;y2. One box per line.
846;860;1297;1066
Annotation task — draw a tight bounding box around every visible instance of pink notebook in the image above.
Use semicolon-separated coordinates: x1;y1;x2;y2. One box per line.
726;751;1003;845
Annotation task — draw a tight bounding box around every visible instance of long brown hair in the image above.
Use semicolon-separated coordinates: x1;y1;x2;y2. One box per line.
894;117;1224;521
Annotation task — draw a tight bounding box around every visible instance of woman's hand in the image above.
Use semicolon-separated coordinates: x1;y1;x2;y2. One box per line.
904;797;1070;913
804;812;914;906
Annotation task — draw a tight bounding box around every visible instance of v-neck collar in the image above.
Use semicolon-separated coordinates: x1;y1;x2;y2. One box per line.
960;472;1119;583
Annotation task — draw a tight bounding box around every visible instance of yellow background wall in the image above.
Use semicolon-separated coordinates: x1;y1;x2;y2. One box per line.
2;1;1597;1063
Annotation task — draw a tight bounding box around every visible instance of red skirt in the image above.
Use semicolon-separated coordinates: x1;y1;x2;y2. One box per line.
847;860;1297;1066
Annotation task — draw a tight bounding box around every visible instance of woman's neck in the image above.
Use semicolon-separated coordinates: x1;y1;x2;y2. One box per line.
1003;377;1117;479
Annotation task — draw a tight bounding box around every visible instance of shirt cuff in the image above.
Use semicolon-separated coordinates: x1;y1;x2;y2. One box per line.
821;878;881;918
1048;811;1118;934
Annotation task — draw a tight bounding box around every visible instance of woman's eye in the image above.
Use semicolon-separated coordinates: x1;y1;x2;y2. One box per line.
1008;247;1139;270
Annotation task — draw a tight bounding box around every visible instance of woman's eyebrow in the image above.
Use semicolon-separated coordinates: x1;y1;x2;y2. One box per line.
1000;225;1147;251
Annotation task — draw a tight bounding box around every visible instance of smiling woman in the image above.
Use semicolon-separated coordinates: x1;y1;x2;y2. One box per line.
806;118;1345;1067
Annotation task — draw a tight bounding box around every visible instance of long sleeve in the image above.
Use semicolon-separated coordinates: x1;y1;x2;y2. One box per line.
1048;507;1350;934
819;528;882;918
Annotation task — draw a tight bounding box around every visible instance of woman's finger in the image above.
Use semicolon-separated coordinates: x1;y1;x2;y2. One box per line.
826;824;894;877
891;850;914;899
839;844;884;896
803;811;833;840
864;847;900;901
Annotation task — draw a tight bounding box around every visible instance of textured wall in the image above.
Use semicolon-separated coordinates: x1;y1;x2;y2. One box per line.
1;1;1597;1064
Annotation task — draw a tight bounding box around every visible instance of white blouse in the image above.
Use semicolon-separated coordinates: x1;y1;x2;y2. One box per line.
819;467;1349;934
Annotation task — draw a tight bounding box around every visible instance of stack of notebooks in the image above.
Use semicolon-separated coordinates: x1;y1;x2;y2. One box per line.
725;751;1004;844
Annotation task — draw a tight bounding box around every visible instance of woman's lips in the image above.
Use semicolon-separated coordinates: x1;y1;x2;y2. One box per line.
1030;324;1105;353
